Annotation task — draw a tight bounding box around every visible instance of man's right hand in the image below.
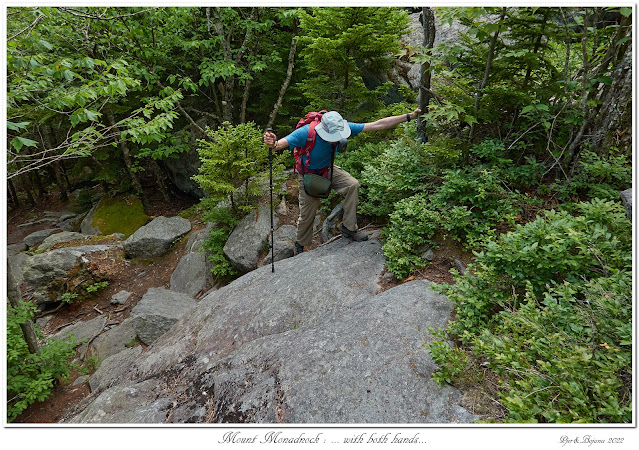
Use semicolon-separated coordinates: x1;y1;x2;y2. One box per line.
263;131;277;148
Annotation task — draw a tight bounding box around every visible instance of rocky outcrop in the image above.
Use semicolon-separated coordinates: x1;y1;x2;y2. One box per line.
22;244;118;308
130;288;197;345
224;205;279;273
64;234;475;424
124;216;191;259
80;203;101;235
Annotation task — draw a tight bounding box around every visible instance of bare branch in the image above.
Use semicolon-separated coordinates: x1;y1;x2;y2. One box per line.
8;13;44;41
56;7;157;21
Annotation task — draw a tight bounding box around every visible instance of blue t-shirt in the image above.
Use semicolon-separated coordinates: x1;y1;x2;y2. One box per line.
284;122;365;170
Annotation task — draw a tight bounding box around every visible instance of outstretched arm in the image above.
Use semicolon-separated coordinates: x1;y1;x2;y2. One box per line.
362;108;422;132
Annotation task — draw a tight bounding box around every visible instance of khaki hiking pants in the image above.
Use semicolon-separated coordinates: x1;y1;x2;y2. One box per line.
296;166;359;247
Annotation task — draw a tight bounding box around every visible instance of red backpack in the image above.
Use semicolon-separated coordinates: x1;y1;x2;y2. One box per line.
292;110;327;173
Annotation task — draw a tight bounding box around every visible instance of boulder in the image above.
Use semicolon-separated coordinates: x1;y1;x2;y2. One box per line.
22;245;117;308
124;216;191;259
58;212;86;232
88;346;142;394
23;228;58;248
621;188;632;220
51;315;107;354
130;288;197;345
110;290;132;305
80;203;101;235
259;224;297;267
89;318;138;362
65;234;475;424
7;242;27;256
39;231;86;250
170;252;209;298
321;202;344;243
224;205;279;273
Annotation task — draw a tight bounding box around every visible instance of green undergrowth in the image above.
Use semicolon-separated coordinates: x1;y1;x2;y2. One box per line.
427;199;632;423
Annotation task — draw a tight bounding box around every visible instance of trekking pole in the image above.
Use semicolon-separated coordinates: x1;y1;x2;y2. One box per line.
266;127;276;273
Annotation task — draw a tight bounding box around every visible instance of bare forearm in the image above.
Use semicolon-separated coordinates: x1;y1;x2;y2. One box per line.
363;108;421;132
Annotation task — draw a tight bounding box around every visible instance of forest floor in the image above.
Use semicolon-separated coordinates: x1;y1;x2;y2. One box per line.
8;180;502;424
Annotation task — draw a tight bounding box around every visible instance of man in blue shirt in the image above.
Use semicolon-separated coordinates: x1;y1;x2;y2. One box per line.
264;108;420;253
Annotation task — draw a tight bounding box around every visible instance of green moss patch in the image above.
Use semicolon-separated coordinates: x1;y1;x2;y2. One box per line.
91;195;150;238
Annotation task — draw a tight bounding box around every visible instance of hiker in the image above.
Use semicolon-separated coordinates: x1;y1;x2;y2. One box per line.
263;108;421;254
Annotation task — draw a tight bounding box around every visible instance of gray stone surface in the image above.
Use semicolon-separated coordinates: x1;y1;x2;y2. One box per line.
110;290;132;305
224;205;279;273
58;212;86;232
89;318;138;362
22;245;117;307
23;228;58;248
160;121;206;199
65;234;475;424
124;216;191;259
39;231;86;250
322;203;344;243
80;203;101;235
7;242;27;256
73;375;89;386
8;252;28;288
259;224;297;267
88;346;142;394
72;378;173;424
621;188;632;220
170;252;209;298
130;288;197;345
51;315;107;346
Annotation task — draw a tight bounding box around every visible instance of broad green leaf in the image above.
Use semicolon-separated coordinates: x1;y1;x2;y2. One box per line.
11;136;38;152
7;121;30;131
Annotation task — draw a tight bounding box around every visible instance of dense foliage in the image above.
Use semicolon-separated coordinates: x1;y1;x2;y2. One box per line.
7;301;76;421
6;6;632;423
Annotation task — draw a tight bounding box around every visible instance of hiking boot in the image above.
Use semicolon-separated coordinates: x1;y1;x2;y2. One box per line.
339;224;369;242
295;242;304;254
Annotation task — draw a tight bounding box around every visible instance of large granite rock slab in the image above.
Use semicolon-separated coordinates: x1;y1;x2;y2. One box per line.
39;231;86;250
124;216;191;259
64;234;475;424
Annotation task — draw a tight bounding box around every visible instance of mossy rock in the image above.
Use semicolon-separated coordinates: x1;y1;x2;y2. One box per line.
91;195;150;238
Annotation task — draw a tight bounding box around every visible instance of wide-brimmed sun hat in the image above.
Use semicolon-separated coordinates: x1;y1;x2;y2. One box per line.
316;111;351;142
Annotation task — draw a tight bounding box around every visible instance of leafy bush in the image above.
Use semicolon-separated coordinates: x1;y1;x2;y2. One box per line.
200;204;239;280
360;139;436;217
7;301;76;422
551;150;632;202
382;165;525;278
429;199;632;422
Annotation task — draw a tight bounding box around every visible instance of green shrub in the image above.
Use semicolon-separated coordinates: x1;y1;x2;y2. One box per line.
382;165;525;278
360;139;436;218
552;150;632;202
430;199;632;422
7;301;76;422
200;204;239;280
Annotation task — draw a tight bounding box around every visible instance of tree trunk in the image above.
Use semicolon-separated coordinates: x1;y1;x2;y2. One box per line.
524;10;549;87
31;168;46;199
417;7;435;143
468;7;507;147
8;259;41;356
8;178;20;207
267;34;297;129
42;125;68;202
104;105;148;207
240;79;251;124
148;158;171;202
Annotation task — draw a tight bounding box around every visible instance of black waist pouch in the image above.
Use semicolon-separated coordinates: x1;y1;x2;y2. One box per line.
303;173;332;198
